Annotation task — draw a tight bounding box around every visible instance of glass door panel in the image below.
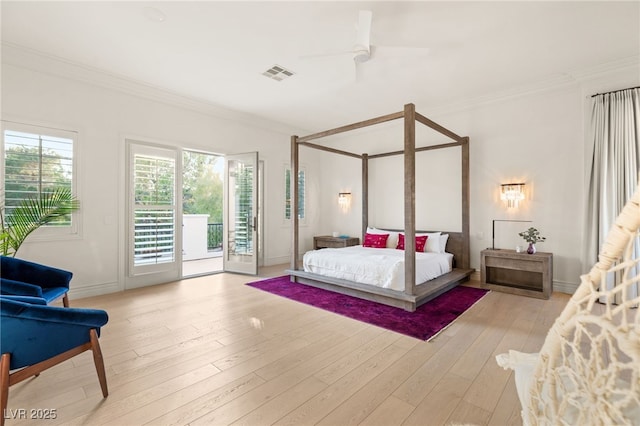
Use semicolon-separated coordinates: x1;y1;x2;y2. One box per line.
126;142;180;288
224;152;258;275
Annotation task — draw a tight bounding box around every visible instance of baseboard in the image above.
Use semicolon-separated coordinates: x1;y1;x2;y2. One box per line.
68;281;121;300
553;280;578;295
264;253;308;267
264;255;290;266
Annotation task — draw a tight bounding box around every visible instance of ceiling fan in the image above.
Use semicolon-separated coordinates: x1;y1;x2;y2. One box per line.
303;10;431;81
352;10;374;64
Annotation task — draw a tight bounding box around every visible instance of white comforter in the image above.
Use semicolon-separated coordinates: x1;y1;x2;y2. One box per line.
303;245;453;291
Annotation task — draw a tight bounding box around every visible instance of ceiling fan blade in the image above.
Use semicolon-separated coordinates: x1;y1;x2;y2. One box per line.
355;10;372;50
299;50;353;60
371;45;431;59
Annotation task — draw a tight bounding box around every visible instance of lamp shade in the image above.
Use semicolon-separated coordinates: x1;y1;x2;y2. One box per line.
338;192;351;212
501;183;525;208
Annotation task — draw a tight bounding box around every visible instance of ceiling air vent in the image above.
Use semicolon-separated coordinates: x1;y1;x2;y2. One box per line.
262;64;295;81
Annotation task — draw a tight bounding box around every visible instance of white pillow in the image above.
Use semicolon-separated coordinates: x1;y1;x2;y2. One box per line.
439;234;449;253
368;227;444;252
420;232;441;253
397;231;441;252
366;227;398;249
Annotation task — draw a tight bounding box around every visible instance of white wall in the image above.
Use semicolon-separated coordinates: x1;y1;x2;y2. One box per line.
312;66;640;294
463;86;584;291
1;50;315;298
2;46;637;297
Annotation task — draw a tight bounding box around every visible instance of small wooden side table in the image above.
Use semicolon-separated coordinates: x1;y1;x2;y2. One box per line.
313;236;360;250
480;249;553;299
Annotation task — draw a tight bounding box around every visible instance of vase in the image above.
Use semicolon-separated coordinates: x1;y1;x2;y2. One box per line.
527;242;536;254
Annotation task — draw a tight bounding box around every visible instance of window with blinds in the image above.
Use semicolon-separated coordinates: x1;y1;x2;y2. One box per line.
233;162;254;254
2;125;76;228
285;168;305;220
133;154;175;266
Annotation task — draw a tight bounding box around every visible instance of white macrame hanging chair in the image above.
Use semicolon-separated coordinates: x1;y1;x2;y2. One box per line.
497;180;640;425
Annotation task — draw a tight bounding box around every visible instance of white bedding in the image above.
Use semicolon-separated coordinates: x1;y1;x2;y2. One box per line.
303;245;453;291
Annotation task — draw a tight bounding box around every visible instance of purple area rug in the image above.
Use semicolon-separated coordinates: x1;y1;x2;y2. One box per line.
246;276;489;341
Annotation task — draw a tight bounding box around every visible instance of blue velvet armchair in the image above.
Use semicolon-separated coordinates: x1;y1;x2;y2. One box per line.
0;296;109;425
0;256;72;307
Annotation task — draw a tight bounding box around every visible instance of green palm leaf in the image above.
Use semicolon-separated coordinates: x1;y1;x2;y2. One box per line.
1;188;79;256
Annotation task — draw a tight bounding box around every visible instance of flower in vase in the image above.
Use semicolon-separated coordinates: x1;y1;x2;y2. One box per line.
518;227;546;244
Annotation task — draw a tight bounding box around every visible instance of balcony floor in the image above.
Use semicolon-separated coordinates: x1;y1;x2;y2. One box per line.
182;251;223;276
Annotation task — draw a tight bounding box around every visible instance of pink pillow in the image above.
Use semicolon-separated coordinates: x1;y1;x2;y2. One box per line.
396;234;429;252
363;233;389;248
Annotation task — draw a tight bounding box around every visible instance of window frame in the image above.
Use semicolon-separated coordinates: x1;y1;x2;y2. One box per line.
1;120;81;242
284;164;306;225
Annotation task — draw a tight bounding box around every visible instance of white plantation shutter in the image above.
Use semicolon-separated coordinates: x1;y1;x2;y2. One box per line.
285;167;305;220
233;161;254;254
2;123;77;234
132;153;176;267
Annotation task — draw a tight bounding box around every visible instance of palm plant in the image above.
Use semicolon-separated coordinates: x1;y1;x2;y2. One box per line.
0;188;79;257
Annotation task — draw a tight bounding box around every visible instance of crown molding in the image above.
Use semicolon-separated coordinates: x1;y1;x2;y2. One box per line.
423;55;640;118
568;55;640;82
1;42;306;136
426;74;577;117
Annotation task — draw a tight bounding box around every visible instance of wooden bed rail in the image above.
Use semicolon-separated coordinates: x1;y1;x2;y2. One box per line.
297;111;404;143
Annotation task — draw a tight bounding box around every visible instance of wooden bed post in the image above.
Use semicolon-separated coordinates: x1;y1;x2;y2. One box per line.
362;153;369;239
291;135;299;273
404;103;416;295
461;137;470;269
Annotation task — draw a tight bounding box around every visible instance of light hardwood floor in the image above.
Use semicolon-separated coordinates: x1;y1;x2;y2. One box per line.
7;265;570;425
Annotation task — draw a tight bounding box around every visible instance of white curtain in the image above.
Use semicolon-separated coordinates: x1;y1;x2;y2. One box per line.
584;87;640;303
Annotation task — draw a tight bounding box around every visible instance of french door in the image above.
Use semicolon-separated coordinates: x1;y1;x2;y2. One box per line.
224;152;258;275
126;142;181;288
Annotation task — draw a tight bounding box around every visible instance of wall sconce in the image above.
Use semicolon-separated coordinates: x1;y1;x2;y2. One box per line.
500;183;525;208
338;192;351;213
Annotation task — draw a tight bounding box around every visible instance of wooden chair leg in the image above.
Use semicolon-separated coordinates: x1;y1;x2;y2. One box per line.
1;353;11;426
89;329;108;398
62;294;70;307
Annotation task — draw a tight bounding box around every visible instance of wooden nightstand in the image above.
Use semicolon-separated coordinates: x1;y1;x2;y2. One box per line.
313;236;360;249
480;249;553;299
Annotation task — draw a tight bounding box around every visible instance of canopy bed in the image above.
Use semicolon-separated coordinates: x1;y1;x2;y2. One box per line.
287;103;472;312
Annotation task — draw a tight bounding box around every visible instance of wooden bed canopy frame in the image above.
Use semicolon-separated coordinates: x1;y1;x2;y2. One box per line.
287;103;472;311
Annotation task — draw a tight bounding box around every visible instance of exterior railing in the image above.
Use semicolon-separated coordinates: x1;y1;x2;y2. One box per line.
207;223;223;251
